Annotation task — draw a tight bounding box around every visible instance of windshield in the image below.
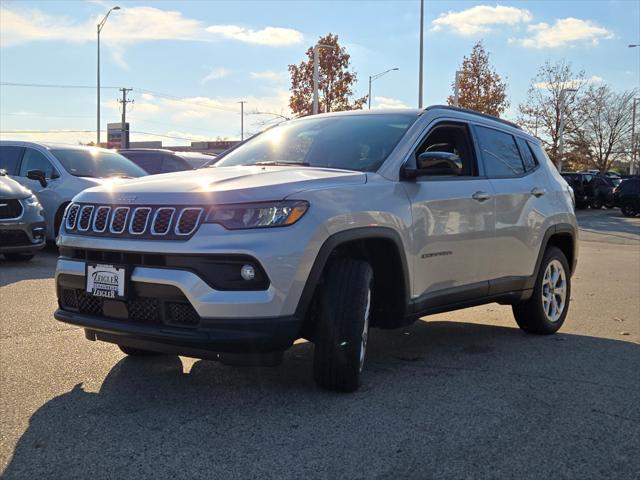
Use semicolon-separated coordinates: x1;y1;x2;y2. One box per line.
215;113;419;172
51;149;147;178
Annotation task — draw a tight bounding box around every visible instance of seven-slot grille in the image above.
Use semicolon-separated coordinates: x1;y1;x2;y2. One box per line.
64;203;204;239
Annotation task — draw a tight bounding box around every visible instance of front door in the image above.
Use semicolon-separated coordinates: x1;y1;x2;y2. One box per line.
402;121;495;302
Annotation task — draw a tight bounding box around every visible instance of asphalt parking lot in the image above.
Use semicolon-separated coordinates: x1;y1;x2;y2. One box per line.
1;208;639;479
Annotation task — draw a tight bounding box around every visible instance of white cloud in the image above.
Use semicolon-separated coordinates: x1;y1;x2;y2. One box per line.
373;96;409;109
201;67;231;84
250;70;287;82
206;25;303;45
431;5;532;36
534;75;605;90
516;18;613;48
0;5;304;68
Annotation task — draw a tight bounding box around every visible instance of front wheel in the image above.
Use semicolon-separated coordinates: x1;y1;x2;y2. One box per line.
621;204;637;217
313;258;373;392
513;246;571;334
590;197;603;209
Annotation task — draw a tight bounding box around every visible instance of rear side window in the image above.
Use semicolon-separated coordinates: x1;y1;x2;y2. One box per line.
121;152;162;174
161;156;189;173
516;137;538;171
475;126;525;177
0;146;24;175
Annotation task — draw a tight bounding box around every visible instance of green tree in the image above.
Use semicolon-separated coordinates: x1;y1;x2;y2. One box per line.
288;33;367;116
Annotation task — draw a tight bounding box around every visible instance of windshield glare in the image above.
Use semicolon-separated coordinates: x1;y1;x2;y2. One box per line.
215;113;419;172
51;149;147;178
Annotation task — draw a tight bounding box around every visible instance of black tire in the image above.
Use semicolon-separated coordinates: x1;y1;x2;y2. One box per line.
621;204;637;217
512;246;571;335
590;197;603;209
4;253;34;262
118;345;164;356
313;258;373;393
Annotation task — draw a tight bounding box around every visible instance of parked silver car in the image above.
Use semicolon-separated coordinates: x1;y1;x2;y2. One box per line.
0;169;46;260
0;142;147;240
54;106;578;392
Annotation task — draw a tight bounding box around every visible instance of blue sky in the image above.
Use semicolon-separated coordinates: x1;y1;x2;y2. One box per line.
1;0;638;145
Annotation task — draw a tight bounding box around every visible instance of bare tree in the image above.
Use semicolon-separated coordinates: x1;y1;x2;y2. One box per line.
574;85;637;173
518;60;585;167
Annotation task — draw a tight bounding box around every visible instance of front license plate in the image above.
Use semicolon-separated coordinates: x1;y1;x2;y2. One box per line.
86;263;128;300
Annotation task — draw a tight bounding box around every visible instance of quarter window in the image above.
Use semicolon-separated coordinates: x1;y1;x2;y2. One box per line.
475;126;525;177
19;148;58;178
516;137;538;171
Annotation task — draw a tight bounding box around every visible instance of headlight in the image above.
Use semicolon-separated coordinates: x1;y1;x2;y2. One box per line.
204;200;308;230
24;194;41;208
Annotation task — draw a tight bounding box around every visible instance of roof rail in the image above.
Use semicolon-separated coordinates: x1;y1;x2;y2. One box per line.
425;105;522;130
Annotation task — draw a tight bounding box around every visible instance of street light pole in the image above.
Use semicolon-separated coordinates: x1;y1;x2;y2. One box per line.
418;0;424;108
97;6;120;146
239;101;246;141
368;68;399;109
558;87;577;172
631;98;638;175
313;44;334;115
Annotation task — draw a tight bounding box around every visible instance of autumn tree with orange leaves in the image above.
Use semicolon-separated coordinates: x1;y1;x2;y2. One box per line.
447;41;509;117
288;34;367;116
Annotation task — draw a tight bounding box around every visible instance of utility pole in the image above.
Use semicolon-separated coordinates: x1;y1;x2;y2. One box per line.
119;88;133;149
454;70;462;107
632;98;638;175
239;101;246;141
418;0;424;108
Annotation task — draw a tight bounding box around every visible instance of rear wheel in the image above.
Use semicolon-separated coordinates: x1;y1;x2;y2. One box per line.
313;258;373;393
590;197;603;209
513;246;570;335
118;345;164;356
621;203;637;217
4;253;34;262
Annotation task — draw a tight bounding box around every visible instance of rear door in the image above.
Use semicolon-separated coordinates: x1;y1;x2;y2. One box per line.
473;125;547;288
403;121;495;302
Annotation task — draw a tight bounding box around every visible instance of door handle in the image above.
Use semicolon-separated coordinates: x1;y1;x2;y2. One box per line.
531;187;546;197
472;191;491;202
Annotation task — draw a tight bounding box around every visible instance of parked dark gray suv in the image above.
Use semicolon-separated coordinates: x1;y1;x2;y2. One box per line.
0;170;46;261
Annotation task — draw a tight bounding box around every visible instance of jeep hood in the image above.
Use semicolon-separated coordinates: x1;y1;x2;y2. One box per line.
77;166;366;204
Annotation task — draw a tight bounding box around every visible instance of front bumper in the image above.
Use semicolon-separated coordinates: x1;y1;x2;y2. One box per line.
0;218;46;254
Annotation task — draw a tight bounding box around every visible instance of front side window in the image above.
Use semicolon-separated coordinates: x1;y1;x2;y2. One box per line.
0;146;24;175
50;149;147;178
475;126;525;177
19;148;58;178
414;123;477;177
216;113;419;172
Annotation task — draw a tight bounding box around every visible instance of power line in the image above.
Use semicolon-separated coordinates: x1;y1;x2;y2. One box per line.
0;82;120;89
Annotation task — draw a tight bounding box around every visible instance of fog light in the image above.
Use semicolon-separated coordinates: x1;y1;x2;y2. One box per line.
240;264;256;281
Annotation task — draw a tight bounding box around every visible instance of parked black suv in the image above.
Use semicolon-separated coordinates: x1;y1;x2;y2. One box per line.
561;172;615;209
613;177;640;217
118;149;195;175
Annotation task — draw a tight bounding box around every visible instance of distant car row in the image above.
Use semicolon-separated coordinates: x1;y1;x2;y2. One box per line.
0;141;218;261
561;171;639;217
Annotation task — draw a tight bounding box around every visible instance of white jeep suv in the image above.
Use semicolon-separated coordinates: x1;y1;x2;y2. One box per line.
55;106;577;392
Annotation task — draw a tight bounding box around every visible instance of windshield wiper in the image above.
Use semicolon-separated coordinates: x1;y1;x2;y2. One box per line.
254;161;310;167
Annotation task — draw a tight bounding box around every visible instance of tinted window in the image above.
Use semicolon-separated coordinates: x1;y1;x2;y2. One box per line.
50;149;146;178
162;156;190;173
516;137;537;171
415;123;477;176
19;148;58;178
528;141;554;169
621;179;640;193
216;113;419;172
475;126;525;177
120;152;162;174
0;146;24;175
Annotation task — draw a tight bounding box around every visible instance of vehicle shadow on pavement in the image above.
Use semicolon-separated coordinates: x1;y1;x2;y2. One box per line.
3;320;639;479
0;247;57;287
576;210;640;239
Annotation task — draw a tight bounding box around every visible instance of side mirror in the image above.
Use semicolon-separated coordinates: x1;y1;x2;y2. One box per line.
27;169;48;188
416;151;462;176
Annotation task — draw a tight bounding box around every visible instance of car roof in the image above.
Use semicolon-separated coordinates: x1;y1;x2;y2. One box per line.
0;140;115;153
119;148;177;154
